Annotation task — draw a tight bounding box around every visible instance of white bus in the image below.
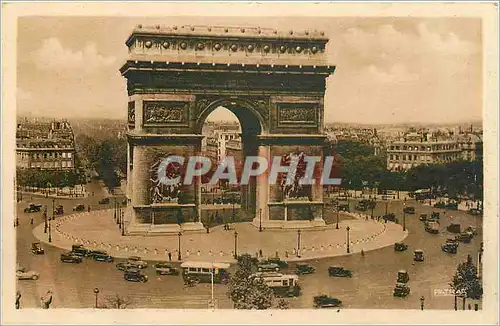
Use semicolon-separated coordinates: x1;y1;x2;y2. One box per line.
180;261;230;284
251;272;301;297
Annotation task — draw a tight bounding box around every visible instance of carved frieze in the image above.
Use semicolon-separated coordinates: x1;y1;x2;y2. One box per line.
143;101;189;126
277;103;317;126
128;102;135;125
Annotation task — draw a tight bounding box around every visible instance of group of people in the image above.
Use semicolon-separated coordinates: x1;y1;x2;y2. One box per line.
15;290;53;309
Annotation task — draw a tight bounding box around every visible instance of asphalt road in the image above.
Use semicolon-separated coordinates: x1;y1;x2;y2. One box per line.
15;189;483;310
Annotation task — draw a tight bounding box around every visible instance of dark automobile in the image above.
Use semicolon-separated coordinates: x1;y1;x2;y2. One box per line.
258;263;280;272
98;197;110;205
393;283;410;297
328;266;352;278
127;256;148;269
24;203;42;213
116;262;135;271
403;206;415;214
60;252;83;263
397;270;409;283
73;204;86;212
431;211;440;219
124;268;148;282
394;242;408;252
295;263;315;275
53;205;64;215
384;213;396;222
313;295;342;308
338;204;350;212
154;262;180;276
413;249;425;262
446;238;460;246
71;244;93;257
441;243;458;254
31;242;45;255
419;214;428;222
468;208;483;216
265;257;289;269
447;223;461;234
455;233;473;244
92;251;114;262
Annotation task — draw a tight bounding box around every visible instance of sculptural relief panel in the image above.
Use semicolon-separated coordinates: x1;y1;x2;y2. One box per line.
142;101;190;127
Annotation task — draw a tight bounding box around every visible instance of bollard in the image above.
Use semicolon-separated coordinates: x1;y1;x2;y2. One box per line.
220;251;223;256
197;250;200;256
154;249;158;255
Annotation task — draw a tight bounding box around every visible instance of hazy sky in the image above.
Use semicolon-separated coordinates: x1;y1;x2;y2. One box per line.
17;16;482;124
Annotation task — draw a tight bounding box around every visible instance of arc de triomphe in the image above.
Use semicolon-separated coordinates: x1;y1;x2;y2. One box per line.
121;25;335;235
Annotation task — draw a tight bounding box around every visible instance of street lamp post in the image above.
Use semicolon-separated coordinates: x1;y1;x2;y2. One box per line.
178;232;182;261
51;199;55;221
371;204;374;219
336;208;340;229
93;288;99;308
44;206;48;233
385;200;388;216
114;198;117;222
121;212;125;236
259;208;262;232
346;226;351;253
297;230;301;258
233;231;238;259
420;296;425;310
48;219;52;243
232;201;235;223
403;202;407;231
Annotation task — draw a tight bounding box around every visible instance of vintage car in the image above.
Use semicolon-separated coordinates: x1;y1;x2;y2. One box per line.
403;206;415;214
441;243;458;254
383;213;396;222
16;267;40;280
265;257;289;269
425;221;440;234
397;270;409;283
72;204;86;212
31;242;45;255
431;212;440;220
92;251;114;262
313;295;342;308
394;242;408;252
53;204;64;215
295;263;315;275
413;249;425;262
455;233;473;244
419;214;428;222
464;226;478;236
154;262;180;276
116;262;135;271
71;244;93;257
393;283;411;297
24;203;42;213
60;252;83;263
127;256;148;269
468;208;483;216
328;266;352;278
124;268;148;283
98;197;110;204
338;204;350;212
257;263;280;273
446;238;460;246
447;223;462;234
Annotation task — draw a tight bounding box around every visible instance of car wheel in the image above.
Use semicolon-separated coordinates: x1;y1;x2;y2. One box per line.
32;275;39;280
258;268;262;272
275;268;279;272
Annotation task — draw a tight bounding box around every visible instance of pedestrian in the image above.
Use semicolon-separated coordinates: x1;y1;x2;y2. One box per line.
206;226;210;234
88;206;91;213
168;251;172;262
16;218;20;227
259;249;263;258
361;249;365;257
15;291;21;309
41;290;53;309
30;217;34;225
285;250;289;258
275;251;279;258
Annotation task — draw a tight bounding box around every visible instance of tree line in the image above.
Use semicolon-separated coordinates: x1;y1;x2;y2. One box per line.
16;169;85;189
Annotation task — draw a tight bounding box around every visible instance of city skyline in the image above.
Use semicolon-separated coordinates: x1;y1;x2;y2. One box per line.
17;17;482;124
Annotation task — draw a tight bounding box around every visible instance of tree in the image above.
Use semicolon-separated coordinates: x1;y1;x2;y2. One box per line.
99;293;132;309
450;254;483;300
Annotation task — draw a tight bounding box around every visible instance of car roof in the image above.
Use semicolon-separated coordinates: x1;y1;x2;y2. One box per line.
127;268;140;273
414;249;424;252
398;270;407;273
181;261;231;269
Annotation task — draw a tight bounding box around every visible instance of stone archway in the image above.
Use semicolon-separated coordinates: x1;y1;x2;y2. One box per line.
121;25;335;234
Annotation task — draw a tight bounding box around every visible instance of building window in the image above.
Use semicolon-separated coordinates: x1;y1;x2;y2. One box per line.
395;155;399;160
62;152;67;158
67;161;72;167
62;161;67;168
68;152;72;158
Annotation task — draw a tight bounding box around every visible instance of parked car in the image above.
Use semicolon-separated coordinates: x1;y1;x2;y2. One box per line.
419;214;428;222
403;206;415;214
464;226;478;236
394;242;408;252
92;251;114;262
441;243;458;254
116;262;135;271
328;266;352;278
468;208;483;216
124;268;148;282
257;263;280;272
16;267;40;280
431;212;440;219
455;233;473;244
384;213;396;222
154;263;180;276
338;204;350;212
313;295;342;308
73;204;86;212
393;283;410;297
24;203;42;213
60;252;83;263
447;223;461;234
31;242;45;255
127;256;148;269
265;257;289;269
71;244;93;257
397;270;409;283
98;197;110;205
446;238;460;246
295;263;315;275
53;204;64;215
425;221;440;234
413;249;425;262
